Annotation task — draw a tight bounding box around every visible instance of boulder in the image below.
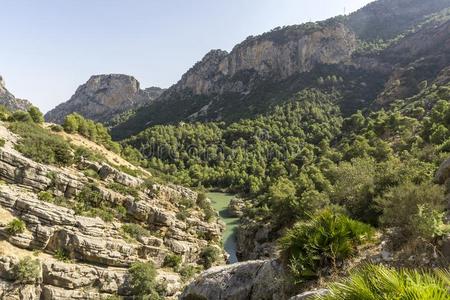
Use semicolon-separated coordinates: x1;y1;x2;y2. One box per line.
180;259;289;300
227;197;245;217
435;157;450;184
98;164;143;187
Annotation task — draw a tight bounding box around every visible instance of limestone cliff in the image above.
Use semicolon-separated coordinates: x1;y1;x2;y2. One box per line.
112;21;359;138
0;120;223;299
45;74;164;124
0;76;32;111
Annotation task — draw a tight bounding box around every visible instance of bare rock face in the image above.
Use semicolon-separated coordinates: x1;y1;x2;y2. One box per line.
0;75;33;111
174;22;356;97
0;123;224;298
45;74;164;124
180;259;291;300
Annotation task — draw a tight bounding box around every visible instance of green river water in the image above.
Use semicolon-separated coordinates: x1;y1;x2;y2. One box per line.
207;192;239;263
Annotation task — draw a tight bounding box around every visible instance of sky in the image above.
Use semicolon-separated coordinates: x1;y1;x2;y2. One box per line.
0;0;372;112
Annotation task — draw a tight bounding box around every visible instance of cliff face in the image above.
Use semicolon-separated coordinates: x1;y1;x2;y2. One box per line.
176;23;356;96
44;74;164;124
112;21;359;138
0;120;224;299
111;0;450;139
0;76;32;111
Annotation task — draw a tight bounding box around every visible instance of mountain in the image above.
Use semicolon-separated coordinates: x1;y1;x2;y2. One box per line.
44;74;165;124
0;75;32;111
111;0;450;139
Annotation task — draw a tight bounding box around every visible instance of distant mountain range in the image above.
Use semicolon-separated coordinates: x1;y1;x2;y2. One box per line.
41;0;450;140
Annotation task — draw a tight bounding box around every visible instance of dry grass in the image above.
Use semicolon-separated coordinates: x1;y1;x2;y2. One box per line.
45;123;151;177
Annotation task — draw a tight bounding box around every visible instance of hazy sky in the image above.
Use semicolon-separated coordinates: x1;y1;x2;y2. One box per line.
0;0;372;112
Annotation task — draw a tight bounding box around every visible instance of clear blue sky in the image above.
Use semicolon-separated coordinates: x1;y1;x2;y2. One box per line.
0;0;372;112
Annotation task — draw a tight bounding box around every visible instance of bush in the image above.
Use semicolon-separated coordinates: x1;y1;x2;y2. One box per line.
14;256;41;283
0;138;5;147
376;182;448;242
318;265;450;300
279;209;374;282
63;113;122;154
50;124;63;132
27;106;44;123
0;105;11;121
121;223;152;241
6;218;26;235
54;248;71;262
83;169;100;179
10;111;31;122
107;182;139;198
128;261;164;299
9;122;73;166
196;192;209;209
200;245;220;269
38;191;54;202
75;184;104;209
163;254;182;269
178;264;202;282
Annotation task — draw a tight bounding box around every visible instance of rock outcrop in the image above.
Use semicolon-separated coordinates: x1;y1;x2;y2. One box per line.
112;21;359;137
180;259;292;300
0;75;32;111
45;74;164;124
111;0;450;139
0;122;223;298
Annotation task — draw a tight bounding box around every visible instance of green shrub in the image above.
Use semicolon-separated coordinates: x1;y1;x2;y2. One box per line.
75;184;104;209
83;169;100;179
279;209;374;282
163;254;182;269
0;138;5;147
63;113;122;154
176;209;189;221
54;248;71;262
27;106;44;124
128;261;164;299
14;256;41;283
38;191;54;202
196;192;209;209
0;105;11;121
6;218;26;235
200;245;220;269
178;264;202;282
10;111;31;122
73;146;104;163
9;122;73;166
376;182;448;242
107;182;139;198
121;223;152;241
84;207;115;222
50;124;63;132
318;265;450;300
203;207;216;223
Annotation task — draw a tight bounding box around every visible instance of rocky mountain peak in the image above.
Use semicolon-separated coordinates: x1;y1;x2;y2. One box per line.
45;74;165;124
0;75;32;111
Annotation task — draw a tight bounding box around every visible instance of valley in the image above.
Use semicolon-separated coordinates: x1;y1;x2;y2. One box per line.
1;0;450;299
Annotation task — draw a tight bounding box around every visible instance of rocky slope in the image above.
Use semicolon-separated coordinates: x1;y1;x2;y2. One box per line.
110;0;450;139
0;120;223;299
0;76;32;111
45;74;164;124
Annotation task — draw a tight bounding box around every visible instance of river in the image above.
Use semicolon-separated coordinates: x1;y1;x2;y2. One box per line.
208;192;239;263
